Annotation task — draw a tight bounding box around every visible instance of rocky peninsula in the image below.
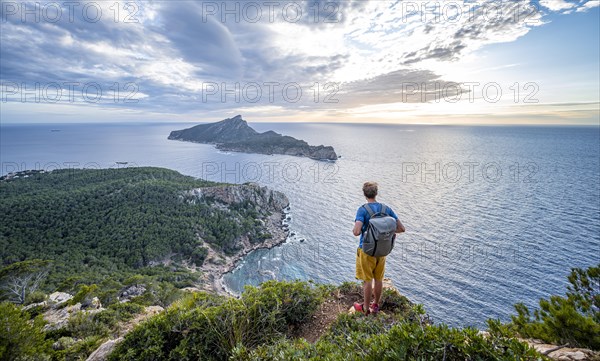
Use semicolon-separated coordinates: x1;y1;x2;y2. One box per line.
168;115;338;161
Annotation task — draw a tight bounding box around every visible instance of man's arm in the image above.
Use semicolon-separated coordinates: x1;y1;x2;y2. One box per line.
353;221;363;236
396;219;405;233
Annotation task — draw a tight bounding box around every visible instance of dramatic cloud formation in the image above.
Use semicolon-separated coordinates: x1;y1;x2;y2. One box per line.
0;0;598;124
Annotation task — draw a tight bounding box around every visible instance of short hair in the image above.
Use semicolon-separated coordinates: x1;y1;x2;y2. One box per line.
362;182;378;199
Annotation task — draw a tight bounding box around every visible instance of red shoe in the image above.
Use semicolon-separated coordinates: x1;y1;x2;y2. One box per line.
353;302;370;315
369;303;380;314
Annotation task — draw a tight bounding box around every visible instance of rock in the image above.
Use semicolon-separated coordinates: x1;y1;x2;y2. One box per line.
86;338;123;361
550;349;596;361
182;287;202;293
119;285;146;300
48;291;72;305
192;183;289;212
90;297;102;309
23;301;48;312
522;340;599;360
144;305;164;315
43;303;81;331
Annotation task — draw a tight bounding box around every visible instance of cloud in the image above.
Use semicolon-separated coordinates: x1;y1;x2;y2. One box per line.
539;0;577;11
577;0;600;12
0;0;597;121
151;2;243;77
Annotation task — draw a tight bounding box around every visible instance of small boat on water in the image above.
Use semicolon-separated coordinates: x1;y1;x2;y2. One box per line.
50;129;61;132
116;162;128;165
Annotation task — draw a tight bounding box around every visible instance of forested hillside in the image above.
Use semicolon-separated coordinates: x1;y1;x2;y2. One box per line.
0;167;271;292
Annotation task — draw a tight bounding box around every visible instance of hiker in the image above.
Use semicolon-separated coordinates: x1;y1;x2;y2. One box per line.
352;181;405;315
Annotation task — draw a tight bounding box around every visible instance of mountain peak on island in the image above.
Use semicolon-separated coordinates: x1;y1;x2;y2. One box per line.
168;116;338;161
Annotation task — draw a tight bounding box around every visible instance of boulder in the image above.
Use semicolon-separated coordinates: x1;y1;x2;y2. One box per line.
48;291;72;305
43;303;81;331
85;338;123;361
119;284;146;300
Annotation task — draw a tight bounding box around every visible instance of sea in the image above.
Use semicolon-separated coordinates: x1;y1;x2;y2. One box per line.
1;122;599;328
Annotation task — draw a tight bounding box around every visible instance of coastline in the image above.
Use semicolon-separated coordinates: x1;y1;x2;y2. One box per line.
200;206;291;296
169;137;338;161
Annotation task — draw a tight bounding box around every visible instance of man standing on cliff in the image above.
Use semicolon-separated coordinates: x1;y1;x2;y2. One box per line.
352;182;405;315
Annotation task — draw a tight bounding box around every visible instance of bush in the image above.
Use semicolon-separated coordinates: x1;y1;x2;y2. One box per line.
241;280;323;327
56;335;105;361
130;281;185;308
0;302;51;360
191;247;208;267
67;311;113;339
69;284;99;307
25;291;47;305
508;263;600;350
108;302;144;322
338;281;362;295
234;318;541;361
109;280;323;361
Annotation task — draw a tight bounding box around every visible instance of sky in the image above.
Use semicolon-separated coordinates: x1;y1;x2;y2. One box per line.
0;0;599;125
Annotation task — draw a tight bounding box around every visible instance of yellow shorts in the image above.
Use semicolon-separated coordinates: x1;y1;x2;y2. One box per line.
355;248;386;282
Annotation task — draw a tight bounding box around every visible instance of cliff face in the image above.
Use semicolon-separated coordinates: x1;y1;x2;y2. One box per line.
187;183;289;213
169;115;338;161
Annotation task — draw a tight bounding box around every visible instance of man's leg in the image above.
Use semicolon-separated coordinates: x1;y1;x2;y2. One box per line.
363;280;373;310
372;256;386;308
373;279;383;305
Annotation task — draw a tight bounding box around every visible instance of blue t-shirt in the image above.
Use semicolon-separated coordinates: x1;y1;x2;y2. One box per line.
355;202;398;248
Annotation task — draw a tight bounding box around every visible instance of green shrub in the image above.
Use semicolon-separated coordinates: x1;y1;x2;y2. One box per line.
129;281;185;308
241;280;323;327
67;311;113;339
69;284;99;307
191;247;208;267
24;291;47;305
338;281;362;295
109;280;323;361
234;319;541;361
108;302;144;322
323;313;388;340
59;335;105;361
508;263;600;350
0;302;51;360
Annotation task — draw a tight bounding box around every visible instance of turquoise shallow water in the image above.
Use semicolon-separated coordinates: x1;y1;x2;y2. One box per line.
1;122;599;327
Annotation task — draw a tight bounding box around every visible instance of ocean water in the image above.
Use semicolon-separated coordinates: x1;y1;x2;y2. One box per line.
1;122;599;328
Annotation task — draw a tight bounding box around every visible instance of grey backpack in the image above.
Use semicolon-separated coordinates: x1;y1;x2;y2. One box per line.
361;203;397;257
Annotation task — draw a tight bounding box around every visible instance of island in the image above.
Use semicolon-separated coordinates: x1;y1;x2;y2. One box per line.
168;115;338;161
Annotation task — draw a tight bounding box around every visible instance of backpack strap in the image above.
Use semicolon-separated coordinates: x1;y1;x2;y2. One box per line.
363;203;375;217
380;203;388;216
